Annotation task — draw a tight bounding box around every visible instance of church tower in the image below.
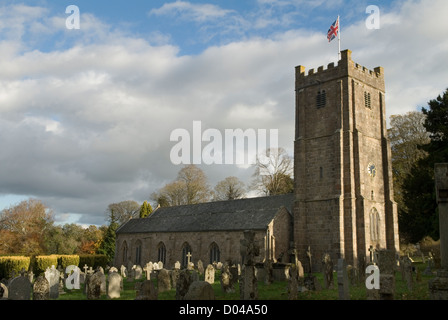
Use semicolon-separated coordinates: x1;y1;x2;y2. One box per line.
293;49;399;271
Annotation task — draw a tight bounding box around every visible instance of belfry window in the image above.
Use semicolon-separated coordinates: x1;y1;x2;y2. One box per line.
316;90;326;108
364;92;372;108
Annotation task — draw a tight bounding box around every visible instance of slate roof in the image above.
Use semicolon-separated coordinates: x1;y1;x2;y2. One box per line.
116;193;294;234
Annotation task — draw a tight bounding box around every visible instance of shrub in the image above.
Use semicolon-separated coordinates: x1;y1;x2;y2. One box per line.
58;255;80;269
78;254;108;270
33;255;58;276
0;256;31;279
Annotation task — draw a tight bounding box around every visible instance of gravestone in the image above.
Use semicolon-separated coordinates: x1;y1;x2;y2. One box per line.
288;265;299;300
8;276;31;300
135;279;158;300
322;253;334;289
429;163;448;299
205;264;215;284
144;262;153;280
133;265;143;280
157;261;164;270
239;230;259;300
176;269;194;300
44;265;60;299
337;258;350;300
377;249;396;300
0;282;8;299
107;272;123;299
120;265;127;278
220;264;235;294
197;260;204;275
86;271;103;300
109;266;118;273
157;268;171;292
171;268;180;288
33;275;50;300
174;261;181;270
400;256;414;291
65;265;81;290
184;281;215;300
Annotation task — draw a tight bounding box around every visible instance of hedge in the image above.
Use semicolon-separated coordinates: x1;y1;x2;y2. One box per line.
0;256;31;279
0;254;109;278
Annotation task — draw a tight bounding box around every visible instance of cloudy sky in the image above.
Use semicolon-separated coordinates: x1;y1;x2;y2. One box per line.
0;0;447;227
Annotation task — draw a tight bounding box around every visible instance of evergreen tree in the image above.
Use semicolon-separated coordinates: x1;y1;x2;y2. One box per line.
399;88;448;243
139;200;153;218
97;209;119;263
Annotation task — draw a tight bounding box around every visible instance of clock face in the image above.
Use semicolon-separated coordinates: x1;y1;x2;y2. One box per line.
367;163;376;177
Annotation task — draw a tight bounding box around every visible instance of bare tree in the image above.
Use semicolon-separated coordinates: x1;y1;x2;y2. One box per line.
251;147;294;196
151;165;212;207
106;200;141;225
214;176;246;201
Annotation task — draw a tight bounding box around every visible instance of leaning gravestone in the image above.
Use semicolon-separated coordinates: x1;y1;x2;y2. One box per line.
33;275;50;300
44;266;60;299
107;272;123;299
8;276;31;300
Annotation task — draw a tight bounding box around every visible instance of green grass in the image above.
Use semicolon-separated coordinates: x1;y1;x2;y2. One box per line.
56;263;435;300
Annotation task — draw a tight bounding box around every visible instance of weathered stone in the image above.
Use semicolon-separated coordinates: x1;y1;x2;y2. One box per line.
33;275;50;300
8;276;31;300
107;272;122;299
135;279;158;300
157;268;171;292
184;281;215;300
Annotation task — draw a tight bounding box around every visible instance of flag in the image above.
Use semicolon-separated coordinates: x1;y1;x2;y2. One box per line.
327;17;339;42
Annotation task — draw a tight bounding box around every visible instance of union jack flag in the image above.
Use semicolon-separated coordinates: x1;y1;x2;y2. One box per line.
327;17;339;42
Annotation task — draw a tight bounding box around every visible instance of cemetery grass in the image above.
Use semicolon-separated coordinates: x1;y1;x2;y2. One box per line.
57;264;433;301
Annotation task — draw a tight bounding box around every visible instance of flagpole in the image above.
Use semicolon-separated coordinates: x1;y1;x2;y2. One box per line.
338;15;341;61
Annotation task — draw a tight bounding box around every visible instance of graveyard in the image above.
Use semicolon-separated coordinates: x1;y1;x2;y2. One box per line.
0;241;440;301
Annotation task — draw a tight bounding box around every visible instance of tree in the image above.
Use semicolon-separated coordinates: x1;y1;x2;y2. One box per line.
398;88;448;243
251;147;294;196
214;176;246;201
139;201;153;218
0;198;54;255
388;111;430;206
106;200;140;225
97;208;119;263
151;165;212;207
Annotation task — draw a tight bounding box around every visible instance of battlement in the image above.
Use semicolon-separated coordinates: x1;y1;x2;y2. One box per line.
295;49;384;90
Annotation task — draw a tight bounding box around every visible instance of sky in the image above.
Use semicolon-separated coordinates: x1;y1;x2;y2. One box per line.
0;0;447;227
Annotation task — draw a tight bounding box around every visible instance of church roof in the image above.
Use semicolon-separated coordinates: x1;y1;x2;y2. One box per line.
116;193;294;234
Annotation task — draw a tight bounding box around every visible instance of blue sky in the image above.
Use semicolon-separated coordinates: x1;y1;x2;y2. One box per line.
0;0;447;227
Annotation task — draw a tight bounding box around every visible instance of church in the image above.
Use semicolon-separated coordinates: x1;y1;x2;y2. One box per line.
114;49;400;272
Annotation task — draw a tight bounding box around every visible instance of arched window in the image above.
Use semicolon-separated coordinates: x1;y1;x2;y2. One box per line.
181;243;192;268
122;241;128;265
369;208;380;242
209;242;220;264
158;242;166;265
135;240;142;266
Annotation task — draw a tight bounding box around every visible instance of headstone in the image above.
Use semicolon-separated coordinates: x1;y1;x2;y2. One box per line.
0;282;8;299
86;271;103;300
176;269;194;300
107;272;123;299
288;264;299;300
205;264;215;284
120;265;127;278
337;258;350;300
377;249;396;300
220;264;235;294
174;261;181;270
135;279;158;300
109;266;118;273
157;268;171;292
400;256;414;291
239;230;259;300
65;265;81;290
33;275;50;300
44;265;60;299
322;253;334;289
157;261;164;270
133;265;143;280
144;262;153;280
184;281;215;300
197;260;204;275
428;163;448;300
8;276;31;300
171;268;180;288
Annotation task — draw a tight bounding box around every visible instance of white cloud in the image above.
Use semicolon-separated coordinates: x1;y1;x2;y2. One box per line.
1;0;447;226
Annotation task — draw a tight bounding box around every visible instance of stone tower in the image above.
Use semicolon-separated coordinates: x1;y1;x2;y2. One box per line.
293;49;399;271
